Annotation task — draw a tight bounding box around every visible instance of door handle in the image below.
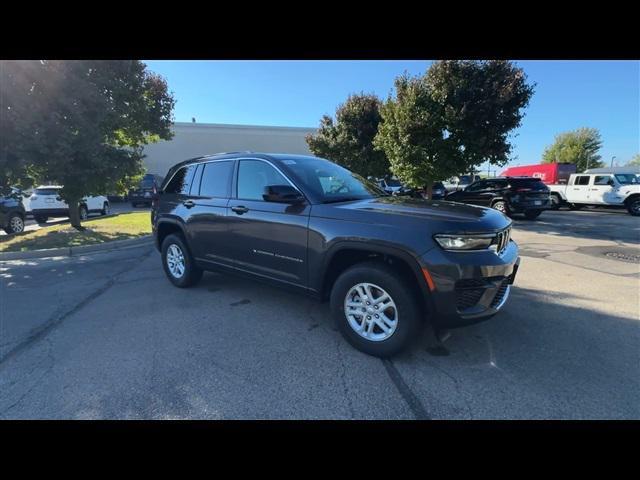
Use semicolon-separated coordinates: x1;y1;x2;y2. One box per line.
183;200;195;208
231;206;249;215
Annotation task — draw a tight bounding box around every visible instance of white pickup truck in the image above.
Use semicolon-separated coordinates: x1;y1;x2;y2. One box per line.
548;172;640;216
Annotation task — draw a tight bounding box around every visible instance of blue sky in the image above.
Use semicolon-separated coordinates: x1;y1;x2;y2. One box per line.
144;60;639;168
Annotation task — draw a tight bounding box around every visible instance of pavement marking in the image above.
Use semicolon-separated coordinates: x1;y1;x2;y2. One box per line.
381;358;431;420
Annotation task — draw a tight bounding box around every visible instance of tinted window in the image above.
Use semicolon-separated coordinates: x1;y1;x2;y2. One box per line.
465;181;486;192
199;161;233;198
576;176;591;186
594;176;612;186
34;188;61;195
164;165;197;194
237;160;290;201
509;178;549;191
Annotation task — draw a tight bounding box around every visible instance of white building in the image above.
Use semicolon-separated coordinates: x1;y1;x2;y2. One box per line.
142;121;317;177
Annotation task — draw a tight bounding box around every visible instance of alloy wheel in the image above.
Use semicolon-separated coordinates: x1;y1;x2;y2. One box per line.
10;216;24;233
344;282;398;342
166;244;186;279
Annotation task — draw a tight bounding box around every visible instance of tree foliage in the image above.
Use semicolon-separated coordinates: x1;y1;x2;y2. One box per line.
626;154;640;167
541;127;604;172
0;60;175;226
306;93;389;178
374;61;535;195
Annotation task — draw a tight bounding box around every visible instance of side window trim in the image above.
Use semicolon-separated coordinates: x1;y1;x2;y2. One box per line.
189;164;203;196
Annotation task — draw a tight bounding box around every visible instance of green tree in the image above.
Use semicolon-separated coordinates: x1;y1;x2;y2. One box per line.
306;93;389;178
374;61;534;198
541;128;604;172
0;60;175;228
626;154;640;166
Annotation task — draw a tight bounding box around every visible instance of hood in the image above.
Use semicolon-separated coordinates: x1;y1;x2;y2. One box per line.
314;196;512;234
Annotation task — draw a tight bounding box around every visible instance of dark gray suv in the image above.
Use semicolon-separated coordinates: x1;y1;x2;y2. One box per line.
152;152;520;357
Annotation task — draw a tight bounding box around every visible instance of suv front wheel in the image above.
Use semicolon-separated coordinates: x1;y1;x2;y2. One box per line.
161;233;203;288
330;261;422;357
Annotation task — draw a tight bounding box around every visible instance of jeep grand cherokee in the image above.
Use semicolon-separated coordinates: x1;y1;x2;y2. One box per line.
152;153;520;357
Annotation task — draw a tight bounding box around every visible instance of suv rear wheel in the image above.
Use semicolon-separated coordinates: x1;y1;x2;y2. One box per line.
101;202;110;216
4;213;25;234
161;233;203;288
34;214;48;224
330;261;422;357
79;204;88;220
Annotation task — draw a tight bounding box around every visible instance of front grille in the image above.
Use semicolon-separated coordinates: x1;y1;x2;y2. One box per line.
490;280;510;308
492;226;511;255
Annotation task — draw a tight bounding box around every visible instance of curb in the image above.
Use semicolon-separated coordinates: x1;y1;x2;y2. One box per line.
0;235;153;261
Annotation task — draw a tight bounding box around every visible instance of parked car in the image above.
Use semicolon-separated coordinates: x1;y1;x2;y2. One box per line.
152;152;519;357
443;174;481;193
29;186;110;223
129;174;164;207
547;172;640;216
376;177;413;196
445;177;551;219
0;187;27;234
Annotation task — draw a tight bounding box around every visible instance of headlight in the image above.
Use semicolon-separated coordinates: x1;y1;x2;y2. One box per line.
434;234;494;251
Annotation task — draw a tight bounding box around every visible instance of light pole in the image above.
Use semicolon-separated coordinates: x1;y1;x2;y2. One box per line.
611;156;616;168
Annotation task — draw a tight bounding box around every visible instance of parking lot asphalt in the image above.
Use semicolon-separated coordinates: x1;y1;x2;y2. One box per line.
0;208;638;419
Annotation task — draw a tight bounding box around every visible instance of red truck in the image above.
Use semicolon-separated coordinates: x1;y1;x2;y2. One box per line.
499;163;576;185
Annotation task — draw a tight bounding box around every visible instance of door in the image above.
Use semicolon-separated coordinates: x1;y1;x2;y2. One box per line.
187;160;235;264
227;159;310;287
568;175;591;203
590;175;616;205
455;180;489;206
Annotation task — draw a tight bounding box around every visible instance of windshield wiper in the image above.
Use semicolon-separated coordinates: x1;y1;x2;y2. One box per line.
322;196;365;204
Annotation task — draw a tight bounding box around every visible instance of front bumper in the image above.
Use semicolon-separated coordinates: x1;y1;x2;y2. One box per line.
419;240;520;328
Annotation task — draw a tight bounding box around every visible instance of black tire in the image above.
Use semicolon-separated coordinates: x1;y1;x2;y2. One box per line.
524;210;542;220
569;203;583;210
491;199;510;216
101;202;110;216
79;204;88;220
4;213;25;234
549;193;562;210
330;260;422;358
161;233;203;288
627;197;640;216
34;214;48;223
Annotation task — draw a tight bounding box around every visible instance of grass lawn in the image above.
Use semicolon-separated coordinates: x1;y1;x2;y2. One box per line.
0;212;152;253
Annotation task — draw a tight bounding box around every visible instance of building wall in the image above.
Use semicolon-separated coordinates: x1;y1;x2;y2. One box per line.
142;122;317;177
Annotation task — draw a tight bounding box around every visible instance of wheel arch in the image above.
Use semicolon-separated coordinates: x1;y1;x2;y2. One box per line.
155;218;188;252
318;241;434;317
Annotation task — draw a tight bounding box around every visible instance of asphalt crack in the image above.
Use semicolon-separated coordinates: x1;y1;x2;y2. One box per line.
0;247;154;367
381;358;431;420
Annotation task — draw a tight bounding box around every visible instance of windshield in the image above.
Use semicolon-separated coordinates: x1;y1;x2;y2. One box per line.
385;179;402;187
283;157;387;203
614;174;638;185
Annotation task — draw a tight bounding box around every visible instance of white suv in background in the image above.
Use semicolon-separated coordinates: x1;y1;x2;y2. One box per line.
29;186;110;223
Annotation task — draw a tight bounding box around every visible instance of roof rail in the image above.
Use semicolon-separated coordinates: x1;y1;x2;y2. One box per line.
210;151;254;156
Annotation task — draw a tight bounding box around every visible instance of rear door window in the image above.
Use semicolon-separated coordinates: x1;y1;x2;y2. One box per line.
575;176;591;186
164;164;197;195
199;161;234;198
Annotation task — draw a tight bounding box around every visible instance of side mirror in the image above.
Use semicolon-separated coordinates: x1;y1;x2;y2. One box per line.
262;185;304;203
607;180;615;187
